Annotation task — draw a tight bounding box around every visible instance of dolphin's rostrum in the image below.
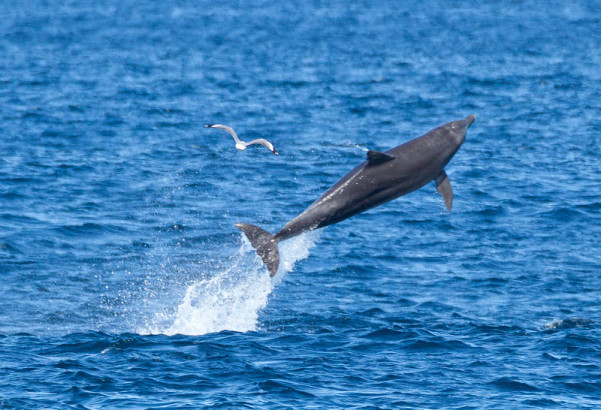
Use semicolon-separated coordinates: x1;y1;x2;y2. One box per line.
237;115;476;276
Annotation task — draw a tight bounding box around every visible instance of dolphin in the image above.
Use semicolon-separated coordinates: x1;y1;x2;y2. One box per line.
236;115;476;276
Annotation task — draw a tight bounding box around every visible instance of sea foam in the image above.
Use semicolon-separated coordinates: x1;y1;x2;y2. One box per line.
141;231;319;336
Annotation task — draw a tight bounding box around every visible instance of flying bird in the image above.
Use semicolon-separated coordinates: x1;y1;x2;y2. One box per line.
204;124;279;155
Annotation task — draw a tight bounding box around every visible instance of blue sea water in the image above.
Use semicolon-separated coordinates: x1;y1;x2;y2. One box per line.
1;0;601;407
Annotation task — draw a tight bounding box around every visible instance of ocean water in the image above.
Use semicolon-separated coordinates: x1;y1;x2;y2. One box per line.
1;0;601;407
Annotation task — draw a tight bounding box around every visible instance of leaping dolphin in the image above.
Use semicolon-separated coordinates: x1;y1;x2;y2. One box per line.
236;115;476;276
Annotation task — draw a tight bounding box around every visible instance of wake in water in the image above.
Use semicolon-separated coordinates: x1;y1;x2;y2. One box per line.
140;231;319;336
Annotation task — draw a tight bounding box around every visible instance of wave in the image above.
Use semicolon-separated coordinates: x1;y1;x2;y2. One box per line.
542;318;594;331
139;231;319;336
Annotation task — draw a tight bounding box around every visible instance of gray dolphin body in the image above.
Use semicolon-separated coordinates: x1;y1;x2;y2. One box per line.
236;115;476;276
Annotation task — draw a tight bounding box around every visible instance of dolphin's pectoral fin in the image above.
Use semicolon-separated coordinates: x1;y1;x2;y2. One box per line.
366;150;396;167
435;170;453;211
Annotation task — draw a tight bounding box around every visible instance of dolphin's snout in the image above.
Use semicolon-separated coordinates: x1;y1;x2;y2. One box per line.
465;115;476;127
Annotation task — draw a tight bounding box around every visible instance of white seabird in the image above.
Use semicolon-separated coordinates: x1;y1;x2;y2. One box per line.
204;124;279;155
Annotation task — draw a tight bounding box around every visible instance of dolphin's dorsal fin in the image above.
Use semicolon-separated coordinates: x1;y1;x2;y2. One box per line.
366;150;396;167
435;170;453;211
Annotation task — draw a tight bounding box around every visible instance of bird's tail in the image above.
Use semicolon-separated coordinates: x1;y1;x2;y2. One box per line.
235;223;280;276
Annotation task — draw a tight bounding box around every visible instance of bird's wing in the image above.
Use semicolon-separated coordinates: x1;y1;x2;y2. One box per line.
246;138;276;152
204;124;241;144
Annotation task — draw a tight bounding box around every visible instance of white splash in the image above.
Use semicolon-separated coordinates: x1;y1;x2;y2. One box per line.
141;231;319;336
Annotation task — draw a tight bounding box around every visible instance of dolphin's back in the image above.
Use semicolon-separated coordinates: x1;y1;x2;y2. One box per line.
275;129;454;240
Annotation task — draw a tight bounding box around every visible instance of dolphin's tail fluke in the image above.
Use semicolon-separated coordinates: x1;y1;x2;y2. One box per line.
235;223;280;276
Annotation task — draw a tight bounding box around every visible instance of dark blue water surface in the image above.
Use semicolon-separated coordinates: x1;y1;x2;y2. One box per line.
2;0;601;407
